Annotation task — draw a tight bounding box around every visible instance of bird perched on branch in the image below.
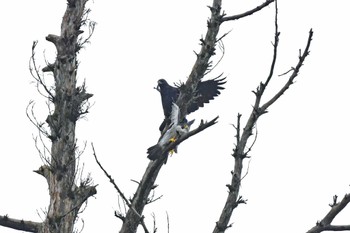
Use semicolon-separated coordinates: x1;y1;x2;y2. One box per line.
156;76;226;132
147;103;194;160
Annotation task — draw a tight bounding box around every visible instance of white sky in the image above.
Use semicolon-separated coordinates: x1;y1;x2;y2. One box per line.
1;0;350;232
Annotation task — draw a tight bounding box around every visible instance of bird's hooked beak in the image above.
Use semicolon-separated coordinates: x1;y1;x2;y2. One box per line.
154;80;162;92
154;85;160;92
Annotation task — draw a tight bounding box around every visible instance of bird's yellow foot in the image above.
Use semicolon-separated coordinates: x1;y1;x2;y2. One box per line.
169;137;176;143
169;137;177;156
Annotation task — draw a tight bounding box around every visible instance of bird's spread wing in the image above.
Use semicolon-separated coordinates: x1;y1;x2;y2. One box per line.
157;77;225;132
187;76;226;114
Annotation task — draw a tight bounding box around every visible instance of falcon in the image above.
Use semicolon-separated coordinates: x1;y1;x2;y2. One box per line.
156;76;226;132
147;103;194;160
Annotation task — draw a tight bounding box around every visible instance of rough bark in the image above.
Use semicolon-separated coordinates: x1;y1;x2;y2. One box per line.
35;1;97;233
0;1;96;232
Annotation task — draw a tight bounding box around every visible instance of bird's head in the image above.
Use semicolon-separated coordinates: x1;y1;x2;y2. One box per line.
156;79;168;92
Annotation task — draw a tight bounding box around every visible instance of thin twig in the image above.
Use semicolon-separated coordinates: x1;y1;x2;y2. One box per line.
91;143;150;233
151;213;157;233
92;143;131;207
263;0;279;88
260;28;313;113
26;101;50;138
166;211;170;233
29;41;55;101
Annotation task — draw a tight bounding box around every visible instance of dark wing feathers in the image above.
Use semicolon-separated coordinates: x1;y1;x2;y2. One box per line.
187;76;226;114
157;77;226;132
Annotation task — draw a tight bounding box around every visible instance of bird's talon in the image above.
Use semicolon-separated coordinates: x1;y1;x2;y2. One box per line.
169;137;176;143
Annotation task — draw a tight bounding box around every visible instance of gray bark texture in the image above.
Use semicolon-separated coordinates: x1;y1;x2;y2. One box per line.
37;1;96;232
0;1;96;232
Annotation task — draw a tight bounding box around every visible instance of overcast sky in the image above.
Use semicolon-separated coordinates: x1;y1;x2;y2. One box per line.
1;0;350;232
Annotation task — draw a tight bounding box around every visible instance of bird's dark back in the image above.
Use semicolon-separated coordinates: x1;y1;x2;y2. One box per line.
159;83;179;118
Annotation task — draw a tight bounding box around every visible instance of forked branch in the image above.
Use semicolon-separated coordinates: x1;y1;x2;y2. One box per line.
307;193;350;233
260;29;313;113
213;1;313;232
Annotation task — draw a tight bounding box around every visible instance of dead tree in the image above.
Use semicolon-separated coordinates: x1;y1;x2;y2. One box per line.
0;1;96;233
213;1;313;231
307;194;350;233
96;0;350;232
96;0;288;232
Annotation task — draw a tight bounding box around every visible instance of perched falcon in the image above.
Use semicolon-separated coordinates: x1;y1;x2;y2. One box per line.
156;77;226;131
147;103;194;161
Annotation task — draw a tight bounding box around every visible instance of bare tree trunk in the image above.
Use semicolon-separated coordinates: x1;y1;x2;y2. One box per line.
36;1;96;232
0;1;96;233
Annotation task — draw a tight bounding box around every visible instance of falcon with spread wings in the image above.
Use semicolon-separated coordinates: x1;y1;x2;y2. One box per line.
156;77;226;132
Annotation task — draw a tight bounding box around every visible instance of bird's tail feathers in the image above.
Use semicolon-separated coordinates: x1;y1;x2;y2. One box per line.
147;144;163;160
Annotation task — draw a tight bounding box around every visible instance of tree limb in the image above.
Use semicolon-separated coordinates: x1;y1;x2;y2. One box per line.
320;225;350;231
221;0;274;22
260;28;313;113
119;119;220;233
213;1;313;232
150;116;219;161
0;215;41;233
307;194;350;233
92;144;151;233
119;1;227;232
176;0;224;121
120;1;278;233
92;143;131;208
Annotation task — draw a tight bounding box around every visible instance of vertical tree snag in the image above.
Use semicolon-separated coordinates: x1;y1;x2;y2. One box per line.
0;1;96;233
38;1;97;232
